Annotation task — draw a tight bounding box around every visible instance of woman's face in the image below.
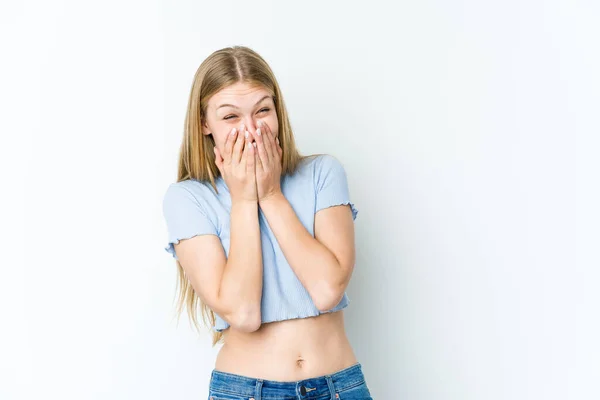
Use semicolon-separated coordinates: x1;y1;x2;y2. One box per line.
202;82;279;154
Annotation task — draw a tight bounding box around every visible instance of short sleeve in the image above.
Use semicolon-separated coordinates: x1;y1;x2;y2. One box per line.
314;155;358;220
162;183;218;260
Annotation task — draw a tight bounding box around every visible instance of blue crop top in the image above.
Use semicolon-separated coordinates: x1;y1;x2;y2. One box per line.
162;154;358;332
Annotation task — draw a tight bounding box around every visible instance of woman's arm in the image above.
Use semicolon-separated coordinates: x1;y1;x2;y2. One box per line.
218;200;263;329
250;121;356;311
259;194;356;311
173;199;263;332
169;127;263;332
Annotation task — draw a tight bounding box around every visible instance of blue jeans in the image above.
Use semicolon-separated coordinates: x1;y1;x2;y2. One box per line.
208;362;373;400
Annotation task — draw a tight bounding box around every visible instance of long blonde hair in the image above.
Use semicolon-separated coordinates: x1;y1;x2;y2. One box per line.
172;45;306;346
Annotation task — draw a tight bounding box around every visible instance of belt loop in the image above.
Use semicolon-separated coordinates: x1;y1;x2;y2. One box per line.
325;375;337;400
254;378;263;400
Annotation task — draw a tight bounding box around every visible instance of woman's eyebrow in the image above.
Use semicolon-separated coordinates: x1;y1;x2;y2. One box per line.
216;95;270;110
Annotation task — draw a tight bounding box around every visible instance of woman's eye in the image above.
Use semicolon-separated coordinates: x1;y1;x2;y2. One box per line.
224;108;269;120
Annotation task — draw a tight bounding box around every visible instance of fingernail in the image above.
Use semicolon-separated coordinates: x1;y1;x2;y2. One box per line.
253;142;257;147
245;130;249;138
231;128;237;135
256;128;261;136
241;124;245;131
257;120;263;126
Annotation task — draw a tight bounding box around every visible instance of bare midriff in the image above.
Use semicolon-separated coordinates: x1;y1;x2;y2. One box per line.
214;310;358;381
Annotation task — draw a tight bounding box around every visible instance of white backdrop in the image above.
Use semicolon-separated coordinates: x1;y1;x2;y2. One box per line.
3;0;598;399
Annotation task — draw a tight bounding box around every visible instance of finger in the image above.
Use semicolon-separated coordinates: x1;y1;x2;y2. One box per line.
233;124;246;164
214;146;224;175
253;141;262;171
253;127;270;170
242;132;253;169
247;128;263;163
246;137;256;174
262;122;278;160
258;122;275;162
224;127;237;164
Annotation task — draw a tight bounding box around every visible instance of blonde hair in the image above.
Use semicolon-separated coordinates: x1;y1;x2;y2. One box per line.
172;45;307;346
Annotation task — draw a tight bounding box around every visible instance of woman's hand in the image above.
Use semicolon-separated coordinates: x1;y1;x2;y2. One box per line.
252;120;283;203
214;124;257;203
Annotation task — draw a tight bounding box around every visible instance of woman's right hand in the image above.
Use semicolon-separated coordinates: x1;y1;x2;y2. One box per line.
214;124;257;203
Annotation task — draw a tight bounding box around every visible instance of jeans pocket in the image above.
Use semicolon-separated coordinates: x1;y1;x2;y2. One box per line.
336;380;373;400
208;390;250;400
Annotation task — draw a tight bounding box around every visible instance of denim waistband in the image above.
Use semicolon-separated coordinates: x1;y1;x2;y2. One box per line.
209;362;366;400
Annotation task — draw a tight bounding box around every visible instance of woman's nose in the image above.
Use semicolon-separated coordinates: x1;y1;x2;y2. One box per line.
242;118;259;134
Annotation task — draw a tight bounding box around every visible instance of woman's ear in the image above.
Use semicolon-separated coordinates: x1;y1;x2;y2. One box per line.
201;119;212;136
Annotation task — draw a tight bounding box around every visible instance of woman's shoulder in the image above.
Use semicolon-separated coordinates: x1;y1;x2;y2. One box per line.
166;177;219;192
293;153;346;176
162;178;220;209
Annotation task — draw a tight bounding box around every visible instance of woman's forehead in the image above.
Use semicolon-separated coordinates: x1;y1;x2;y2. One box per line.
215;82;268;98
211;83;272;110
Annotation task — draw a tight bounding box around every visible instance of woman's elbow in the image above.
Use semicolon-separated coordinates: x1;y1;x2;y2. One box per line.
313;286;344;312
229;307;262;332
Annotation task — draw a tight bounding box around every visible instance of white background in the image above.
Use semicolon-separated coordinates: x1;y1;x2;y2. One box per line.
2;0;598;399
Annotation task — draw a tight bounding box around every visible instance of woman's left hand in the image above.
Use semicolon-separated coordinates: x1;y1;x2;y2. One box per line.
251;119;283;203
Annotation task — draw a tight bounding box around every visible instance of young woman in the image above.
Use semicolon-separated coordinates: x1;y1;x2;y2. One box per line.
162;46;373;400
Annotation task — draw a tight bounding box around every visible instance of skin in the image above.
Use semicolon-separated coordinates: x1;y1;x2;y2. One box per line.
202;82;283;204
191;81;358;380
